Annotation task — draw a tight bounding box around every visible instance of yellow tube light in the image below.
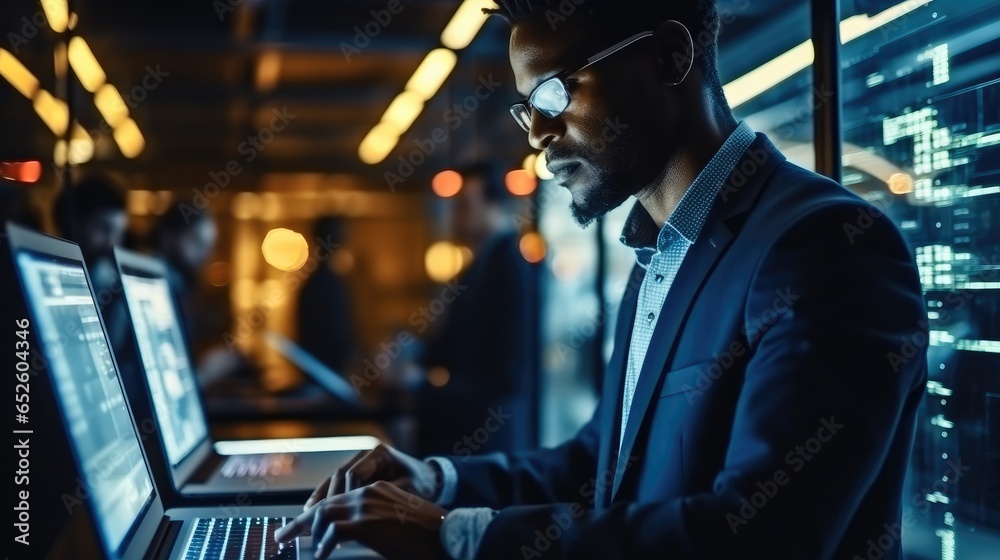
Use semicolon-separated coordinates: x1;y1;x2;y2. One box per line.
405;48;457;101
94;83;128;126
68;36;106;92
41;0;69;33
0;49;40;98
32;89;69;136
441;0;495;50
358;123;399;164
380;90;425;135
113;117;145;158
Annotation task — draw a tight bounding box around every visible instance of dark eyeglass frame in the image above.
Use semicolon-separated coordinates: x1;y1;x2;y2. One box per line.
509;30;655;132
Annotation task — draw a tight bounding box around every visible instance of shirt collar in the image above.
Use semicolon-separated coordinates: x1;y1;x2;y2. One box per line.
620;121;756;255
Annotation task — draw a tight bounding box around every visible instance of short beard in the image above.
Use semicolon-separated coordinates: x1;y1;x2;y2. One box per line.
569;182;630;227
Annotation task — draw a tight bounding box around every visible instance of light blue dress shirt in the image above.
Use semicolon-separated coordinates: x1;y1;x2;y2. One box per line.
617;120;755;453
430;121;757;560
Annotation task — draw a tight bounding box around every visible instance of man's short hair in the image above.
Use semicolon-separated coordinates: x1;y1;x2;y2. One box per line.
53;174;126;236
151;202;212;248
485;0;728;108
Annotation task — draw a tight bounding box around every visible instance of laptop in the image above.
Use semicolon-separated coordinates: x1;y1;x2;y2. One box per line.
264;329;359;404
111;247;377;497
3;223;378;559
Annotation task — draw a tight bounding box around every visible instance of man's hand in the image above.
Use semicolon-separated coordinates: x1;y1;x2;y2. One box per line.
304;444;440;510
276;480;448;560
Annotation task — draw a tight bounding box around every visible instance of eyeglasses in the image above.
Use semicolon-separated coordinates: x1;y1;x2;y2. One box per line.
509;30;654;132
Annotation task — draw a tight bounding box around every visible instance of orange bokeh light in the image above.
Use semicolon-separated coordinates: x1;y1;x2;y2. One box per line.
505;169;537;196
519;232;546;264
432;169;462;197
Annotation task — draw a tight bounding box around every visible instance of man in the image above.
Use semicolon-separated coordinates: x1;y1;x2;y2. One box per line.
416;162;537;456
276;1;927;559
296;215;358;375
151;204;248;385
53;173;129;298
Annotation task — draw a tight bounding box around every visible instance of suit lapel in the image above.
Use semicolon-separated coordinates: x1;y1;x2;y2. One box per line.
610;134;786;500
595;264;644;508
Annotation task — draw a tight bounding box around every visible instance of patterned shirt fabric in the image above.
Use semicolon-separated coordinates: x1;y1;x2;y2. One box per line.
617;121;756;454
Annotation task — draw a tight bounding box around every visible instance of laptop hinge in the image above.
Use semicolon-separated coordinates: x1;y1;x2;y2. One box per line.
145;516;183;560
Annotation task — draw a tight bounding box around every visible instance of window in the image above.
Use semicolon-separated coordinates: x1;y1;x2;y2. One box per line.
840;0;1000;557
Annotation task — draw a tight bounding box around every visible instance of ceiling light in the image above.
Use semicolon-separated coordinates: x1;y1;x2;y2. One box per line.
68;36;106;92
381;90;424;135
405;48;457;101
725;0;932;109
41;0;69;33
32;89;69;136
113;117;145;158
358;123;399;164
94;83;128;126
441;0;495;50
0;49;39;98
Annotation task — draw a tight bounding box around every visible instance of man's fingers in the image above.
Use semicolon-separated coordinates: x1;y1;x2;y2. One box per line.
329;450;369;497
304;478;331;511
315;523;338;560
344;447;386;492
275;504;318;543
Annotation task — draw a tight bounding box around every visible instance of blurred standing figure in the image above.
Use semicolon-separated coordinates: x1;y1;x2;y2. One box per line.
417;162;538;456
150;204;218;344
150;204;244;385
296;216;358;374
52;174;131;353
53;174;129;298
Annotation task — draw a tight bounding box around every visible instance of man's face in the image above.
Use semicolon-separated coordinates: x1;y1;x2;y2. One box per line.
176;219;217;276
80;210;127;258
509;16;681;226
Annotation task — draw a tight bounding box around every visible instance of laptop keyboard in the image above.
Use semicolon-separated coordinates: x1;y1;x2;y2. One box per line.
181;517;297;559
220;454;295;478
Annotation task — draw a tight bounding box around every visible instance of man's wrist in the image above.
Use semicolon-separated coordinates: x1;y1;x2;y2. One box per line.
425;456;458;506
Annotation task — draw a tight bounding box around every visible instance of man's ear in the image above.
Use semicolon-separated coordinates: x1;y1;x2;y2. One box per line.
653;20;694;86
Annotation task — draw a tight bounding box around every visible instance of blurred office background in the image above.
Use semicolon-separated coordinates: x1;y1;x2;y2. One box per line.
1;0;997;557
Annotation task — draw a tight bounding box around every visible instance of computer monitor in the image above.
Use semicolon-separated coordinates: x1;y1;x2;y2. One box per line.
15;249;155;555
118;272;208;466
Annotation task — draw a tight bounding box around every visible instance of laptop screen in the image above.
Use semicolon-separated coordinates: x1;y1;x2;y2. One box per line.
16;251;154;555
119;272;208;466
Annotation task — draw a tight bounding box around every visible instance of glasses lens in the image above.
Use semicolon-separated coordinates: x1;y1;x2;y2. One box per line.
510;104;531;132
530;78;570;117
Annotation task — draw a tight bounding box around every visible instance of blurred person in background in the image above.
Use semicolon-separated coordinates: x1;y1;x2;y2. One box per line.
296;215;359;374
53;173;128;299
414;162;537;456
151;203;249;385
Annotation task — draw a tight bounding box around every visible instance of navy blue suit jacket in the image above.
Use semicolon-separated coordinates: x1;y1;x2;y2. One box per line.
443;134;928;559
